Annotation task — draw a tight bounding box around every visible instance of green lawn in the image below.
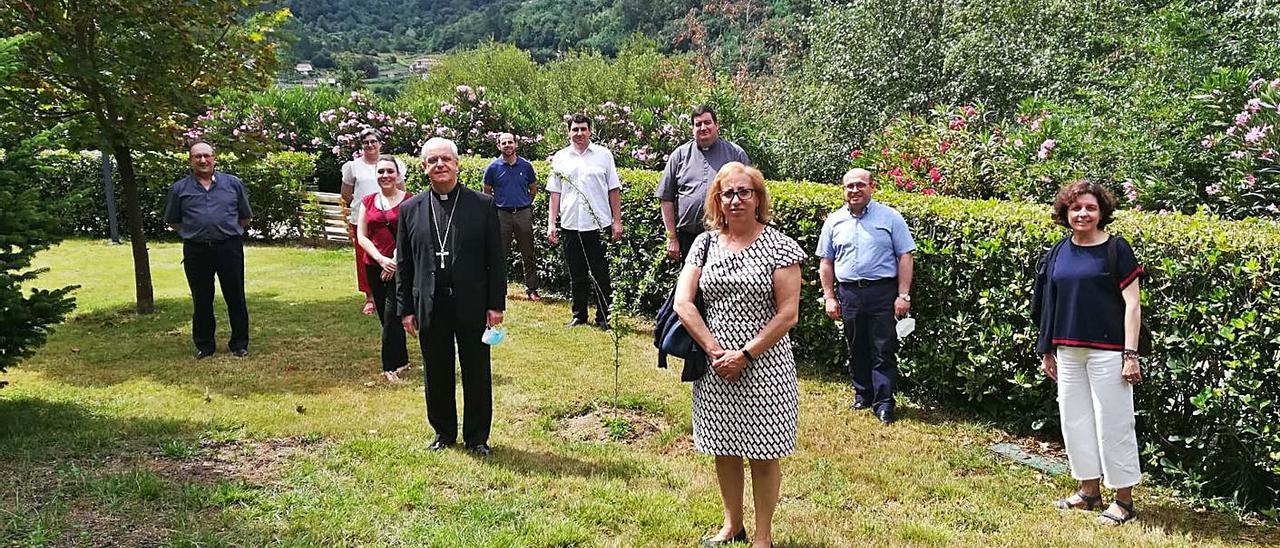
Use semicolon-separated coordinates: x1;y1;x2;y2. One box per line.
3;239;1275;547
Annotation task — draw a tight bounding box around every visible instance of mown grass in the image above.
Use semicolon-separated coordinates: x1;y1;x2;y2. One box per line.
2;239;1276;546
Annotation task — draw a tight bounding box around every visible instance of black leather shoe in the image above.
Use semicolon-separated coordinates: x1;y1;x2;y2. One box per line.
231;348;249;358
876;407;895;424
700;527;748;547
194;349;215;360
466;443;493;457
565;318;589;328
595;318;611;331
427;438;455;451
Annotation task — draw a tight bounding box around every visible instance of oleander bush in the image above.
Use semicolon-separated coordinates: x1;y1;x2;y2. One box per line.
27;151;318;240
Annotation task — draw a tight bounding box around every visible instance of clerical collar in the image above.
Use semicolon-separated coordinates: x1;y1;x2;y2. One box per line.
698;139;717;152
432;185;461;201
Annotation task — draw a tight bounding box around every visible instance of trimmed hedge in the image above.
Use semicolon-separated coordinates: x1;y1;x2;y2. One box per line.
28;150;317;240
34;152;1280;514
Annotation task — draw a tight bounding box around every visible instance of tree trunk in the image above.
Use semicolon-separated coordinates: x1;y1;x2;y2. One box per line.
112;144;155;314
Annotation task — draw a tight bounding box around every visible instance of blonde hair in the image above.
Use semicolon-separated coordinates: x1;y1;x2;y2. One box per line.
703;162;771;230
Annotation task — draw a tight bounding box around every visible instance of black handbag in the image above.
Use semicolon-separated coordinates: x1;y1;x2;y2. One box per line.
656;234;713;381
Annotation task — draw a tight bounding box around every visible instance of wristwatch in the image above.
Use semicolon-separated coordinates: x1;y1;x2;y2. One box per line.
898;293;911;302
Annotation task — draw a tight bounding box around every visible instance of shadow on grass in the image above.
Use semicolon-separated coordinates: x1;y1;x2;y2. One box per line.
24;293;408;396
488;446;645;481
0;396;207;462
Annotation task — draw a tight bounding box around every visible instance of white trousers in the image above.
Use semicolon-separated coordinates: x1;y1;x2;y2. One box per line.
1056;346;1143;489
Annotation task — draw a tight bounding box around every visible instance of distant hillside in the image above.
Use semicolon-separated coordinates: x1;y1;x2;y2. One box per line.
284;0;813;71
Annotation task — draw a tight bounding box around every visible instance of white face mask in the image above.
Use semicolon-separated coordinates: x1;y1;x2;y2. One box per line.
895;316;916;339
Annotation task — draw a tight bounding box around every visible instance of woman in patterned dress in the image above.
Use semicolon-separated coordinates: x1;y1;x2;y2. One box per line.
674;162;805;548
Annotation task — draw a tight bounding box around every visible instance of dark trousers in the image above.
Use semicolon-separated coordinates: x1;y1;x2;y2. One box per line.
837;281;899;412
562;228;611;322
420;291;492;446
498;207;540;293
363;263;410;372
676;229;699;261
183;237;249;354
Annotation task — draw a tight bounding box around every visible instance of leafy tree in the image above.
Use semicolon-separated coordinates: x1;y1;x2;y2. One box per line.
0;34;76;383
1;1;290;313
352;55;380;78
312;49;337;69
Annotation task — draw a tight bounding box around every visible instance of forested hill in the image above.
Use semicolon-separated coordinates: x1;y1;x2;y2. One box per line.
284;0;812;67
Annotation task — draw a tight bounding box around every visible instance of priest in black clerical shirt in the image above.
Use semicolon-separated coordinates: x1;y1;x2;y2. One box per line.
397;137;506;456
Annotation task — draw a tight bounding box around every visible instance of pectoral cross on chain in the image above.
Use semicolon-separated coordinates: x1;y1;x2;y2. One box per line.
435;249;450;269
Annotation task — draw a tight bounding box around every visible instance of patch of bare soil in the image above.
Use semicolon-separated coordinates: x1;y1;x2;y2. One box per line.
57;505;166;548
553;407;669;444
144;436;322;486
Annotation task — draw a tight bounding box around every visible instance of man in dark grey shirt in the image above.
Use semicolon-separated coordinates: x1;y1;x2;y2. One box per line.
655;104;751;260
164;141;253;359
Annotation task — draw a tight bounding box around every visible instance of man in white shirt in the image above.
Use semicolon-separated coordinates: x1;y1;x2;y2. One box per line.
547;113;623;329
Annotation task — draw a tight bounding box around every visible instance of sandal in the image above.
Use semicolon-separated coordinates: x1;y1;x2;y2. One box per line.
381;371;402;383
1097;499;1138;526
526;290;542;302
1055;489;1103;511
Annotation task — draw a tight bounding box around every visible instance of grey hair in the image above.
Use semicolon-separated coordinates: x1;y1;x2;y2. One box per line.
419;137;459;160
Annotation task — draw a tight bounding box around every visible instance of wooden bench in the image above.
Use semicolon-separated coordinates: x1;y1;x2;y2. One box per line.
310;191;353;243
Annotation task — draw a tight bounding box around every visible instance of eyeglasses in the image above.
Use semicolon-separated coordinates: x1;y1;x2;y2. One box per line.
718;188;756;202
846;182;870;190
362;139;380;145
423;155;456;165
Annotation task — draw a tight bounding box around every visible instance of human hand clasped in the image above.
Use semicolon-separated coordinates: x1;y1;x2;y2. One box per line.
711;350;747;381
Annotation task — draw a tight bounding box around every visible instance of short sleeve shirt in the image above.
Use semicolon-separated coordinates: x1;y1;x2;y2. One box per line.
655;139;751;232
483;156;537;208
343;156;406;223
1047;236;1142;351
547;143;621;231
163;171;252;242
815;200;916;281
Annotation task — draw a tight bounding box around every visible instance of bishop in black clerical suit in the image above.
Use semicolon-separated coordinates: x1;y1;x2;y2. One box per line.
397;137;506;456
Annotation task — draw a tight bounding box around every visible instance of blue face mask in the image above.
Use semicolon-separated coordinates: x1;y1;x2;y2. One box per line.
481;326;507;346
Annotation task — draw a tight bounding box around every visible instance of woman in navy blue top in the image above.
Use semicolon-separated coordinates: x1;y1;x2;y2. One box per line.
1032;180;1143;526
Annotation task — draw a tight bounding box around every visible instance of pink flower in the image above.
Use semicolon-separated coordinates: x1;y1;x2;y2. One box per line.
1205;183;1221;195
849;149;862;159
1201;136;1216;149
1226;126;1237;137
929;167;941;183
1037;139;1057;160
331;146;341;155
1236;112;1252;126
1013;138;1024;148
881;148;891;157
888;167;903;177
960;105;977;119
1246;98;1263;113
911;157;924;170
939;140;952;153
949;118;965;130
1242;174;1257;189
1230;150;1247;159
1245;125;1271;144
921;188;937;196
456;84;472;94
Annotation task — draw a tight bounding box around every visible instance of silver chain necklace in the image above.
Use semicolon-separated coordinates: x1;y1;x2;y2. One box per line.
432;190;460;269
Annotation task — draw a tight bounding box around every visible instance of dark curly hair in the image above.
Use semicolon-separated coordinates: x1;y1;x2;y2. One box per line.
1051;179;1117;229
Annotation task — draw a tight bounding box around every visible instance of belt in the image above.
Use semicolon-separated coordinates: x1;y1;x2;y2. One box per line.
498;205;531;213
184;236;240;246
838;277;896;288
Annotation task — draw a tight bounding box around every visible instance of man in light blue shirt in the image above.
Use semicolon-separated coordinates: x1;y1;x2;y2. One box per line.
817;168;916;423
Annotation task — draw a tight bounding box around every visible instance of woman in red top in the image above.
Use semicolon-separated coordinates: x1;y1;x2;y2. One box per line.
357;155;413;382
